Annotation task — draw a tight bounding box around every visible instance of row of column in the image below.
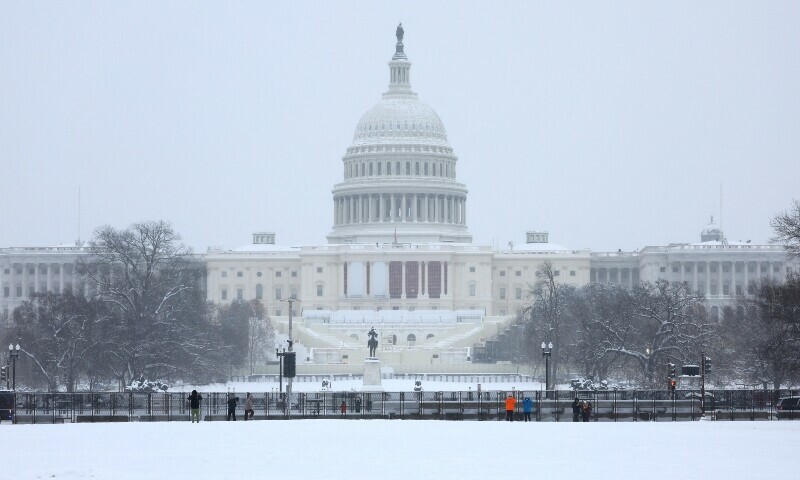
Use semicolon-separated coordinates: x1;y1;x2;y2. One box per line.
335;194;466;226
0;262;78;298
677;260;782;297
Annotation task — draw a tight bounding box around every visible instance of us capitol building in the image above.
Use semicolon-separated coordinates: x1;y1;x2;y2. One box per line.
2;27;797;374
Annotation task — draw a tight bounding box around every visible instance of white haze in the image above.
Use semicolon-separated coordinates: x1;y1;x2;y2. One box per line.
1;1;798;252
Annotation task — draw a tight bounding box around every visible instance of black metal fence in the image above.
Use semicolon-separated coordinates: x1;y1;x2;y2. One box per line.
1;389;798;424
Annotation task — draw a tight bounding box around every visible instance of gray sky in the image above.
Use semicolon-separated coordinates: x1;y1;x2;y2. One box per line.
1;1;798;253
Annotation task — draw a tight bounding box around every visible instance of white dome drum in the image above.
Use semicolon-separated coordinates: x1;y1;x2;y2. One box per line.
327;26;471;245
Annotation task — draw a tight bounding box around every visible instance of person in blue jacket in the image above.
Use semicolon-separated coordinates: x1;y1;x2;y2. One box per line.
522;397;533;422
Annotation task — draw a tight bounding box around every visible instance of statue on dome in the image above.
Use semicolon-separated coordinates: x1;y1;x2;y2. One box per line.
396;23;404;43
367;327;379;358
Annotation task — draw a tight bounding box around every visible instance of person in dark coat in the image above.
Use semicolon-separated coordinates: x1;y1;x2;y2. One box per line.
227;395;239;421
188;390;203;423
581;400;592;422
340;400;347;416
572;397;582;422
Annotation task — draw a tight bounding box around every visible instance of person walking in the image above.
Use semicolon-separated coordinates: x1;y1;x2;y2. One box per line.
505;393;517;422
244;393;254;421
572;397;582;422
188;390;203;423
340;400;347;417
522;397;533;422
227;395;239;421
581;400;592;422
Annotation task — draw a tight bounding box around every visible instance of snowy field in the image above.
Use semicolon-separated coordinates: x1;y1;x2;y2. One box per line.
182;378;544;393
7;420;798;479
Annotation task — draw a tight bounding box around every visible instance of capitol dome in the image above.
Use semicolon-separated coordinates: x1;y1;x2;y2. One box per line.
327;26;471;245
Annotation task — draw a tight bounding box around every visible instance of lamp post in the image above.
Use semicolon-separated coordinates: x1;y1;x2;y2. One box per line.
283;296;300;394
541;341;553;392
8;342;20;391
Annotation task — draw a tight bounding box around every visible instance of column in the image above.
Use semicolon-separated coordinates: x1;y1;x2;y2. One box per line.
444;196;449;223
742;262;750;295
412;195;418;222
378;195;384;222
10;263;16;297
731;262;737;296
693;263;698;292
718;261;723;297
628;268;633;289
424;195;429;222
401;194;407;222
390;194;396;221
417;261;422;297
462;199;466;224
59;264;65;294
705;262;710;295
34;264;40;293
46;264;53;293
680;262;685;284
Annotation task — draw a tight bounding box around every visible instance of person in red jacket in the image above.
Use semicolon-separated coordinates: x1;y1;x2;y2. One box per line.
505;394;517;422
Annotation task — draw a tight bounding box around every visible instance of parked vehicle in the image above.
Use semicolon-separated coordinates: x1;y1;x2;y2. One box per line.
776;396;800;419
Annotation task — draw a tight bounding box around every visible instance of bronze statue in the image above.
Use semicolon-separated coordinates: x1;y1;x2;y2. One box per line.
367;327;379;357
396;23;404;43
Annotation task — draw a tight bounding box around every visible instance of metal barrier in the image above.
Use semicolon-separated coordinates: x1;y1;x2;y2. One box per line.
1;389;798;424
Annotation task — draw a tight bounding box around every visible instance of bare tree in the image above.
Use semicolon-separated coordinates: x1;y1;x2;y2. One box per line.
10;290;107;391
79;221;223;387
771;199;800;258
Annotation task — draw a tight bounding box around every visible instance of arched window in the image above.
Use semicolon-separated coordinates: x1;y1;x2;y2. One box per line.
256;284;263;300
391;334;397;345
387;162;392;175
407;334;416;342
426;333;435;340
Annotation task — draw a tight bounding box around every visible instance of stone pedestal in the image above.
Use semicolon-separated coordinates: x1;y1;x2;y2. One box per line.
362;358;384;391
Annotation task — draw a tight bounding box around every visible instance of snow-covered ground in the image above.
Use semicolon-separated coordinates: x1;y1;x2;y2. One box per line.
7;420;798;479
180;378;543;393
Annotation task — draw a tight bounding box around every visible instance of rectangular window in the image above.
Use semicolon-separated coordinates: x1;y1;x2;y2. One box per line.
515;287;522;300
53;265;60;274
554;270;560;276
389;261;403;299
292;271;297;277
275;309;282;316
469;284;476;296
499;271;505;277
317;285;323;297
221;271;227;278
276;271;282;277
774;265;781;273
237;271;243;277
290;288;297;299
469;266;475;273
405;262;419;299
499;287;506;300
3;268;9;274
275;288;282;300
570;270;576;277
3;287;8;298
427;261;441;299
660;267;666;273
722;284;729;295
237;288;243;300
500;309;507;315
736;285;743;296
317;266;323;273
221;289;228;300
515;270;521;277
16;286;22;297
672;266;679;273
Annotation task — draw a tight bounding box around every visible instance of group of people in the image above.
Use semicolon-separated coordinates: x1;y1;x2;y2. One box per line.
572;397;592;422
504;394;535;421
503;394;593;422
186;390;255;422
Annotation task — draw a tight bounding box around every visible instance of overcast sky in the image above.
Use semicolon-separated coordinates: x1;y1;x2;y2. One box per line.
1;1;798;253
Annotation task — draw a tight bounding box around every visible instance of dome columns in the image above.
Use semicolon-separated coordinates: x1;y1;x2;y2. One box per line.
333;192;467;227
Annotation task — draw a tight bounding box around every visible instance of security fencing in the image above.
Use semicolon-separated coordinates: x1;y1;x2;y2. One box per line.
1;389;798;424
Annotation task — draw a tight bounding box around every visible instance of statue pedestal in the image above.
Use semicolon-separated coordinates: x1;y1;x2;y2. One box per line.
362;358;383;392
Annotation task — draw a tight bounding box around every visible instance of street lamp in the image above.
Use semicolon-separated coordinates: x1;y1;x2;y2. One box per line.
541;341;553;392
8;342;20;391
282;296;301;394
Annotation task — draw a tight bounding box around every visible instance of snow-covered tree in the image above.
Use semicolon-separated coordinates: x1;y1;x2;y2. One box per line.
10;290;107;391
771;199;800;258
79;221;224;387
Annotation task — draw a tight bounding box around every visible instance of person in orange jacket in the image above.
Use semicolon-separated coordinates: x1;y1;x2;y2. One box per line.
505;393;516;422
